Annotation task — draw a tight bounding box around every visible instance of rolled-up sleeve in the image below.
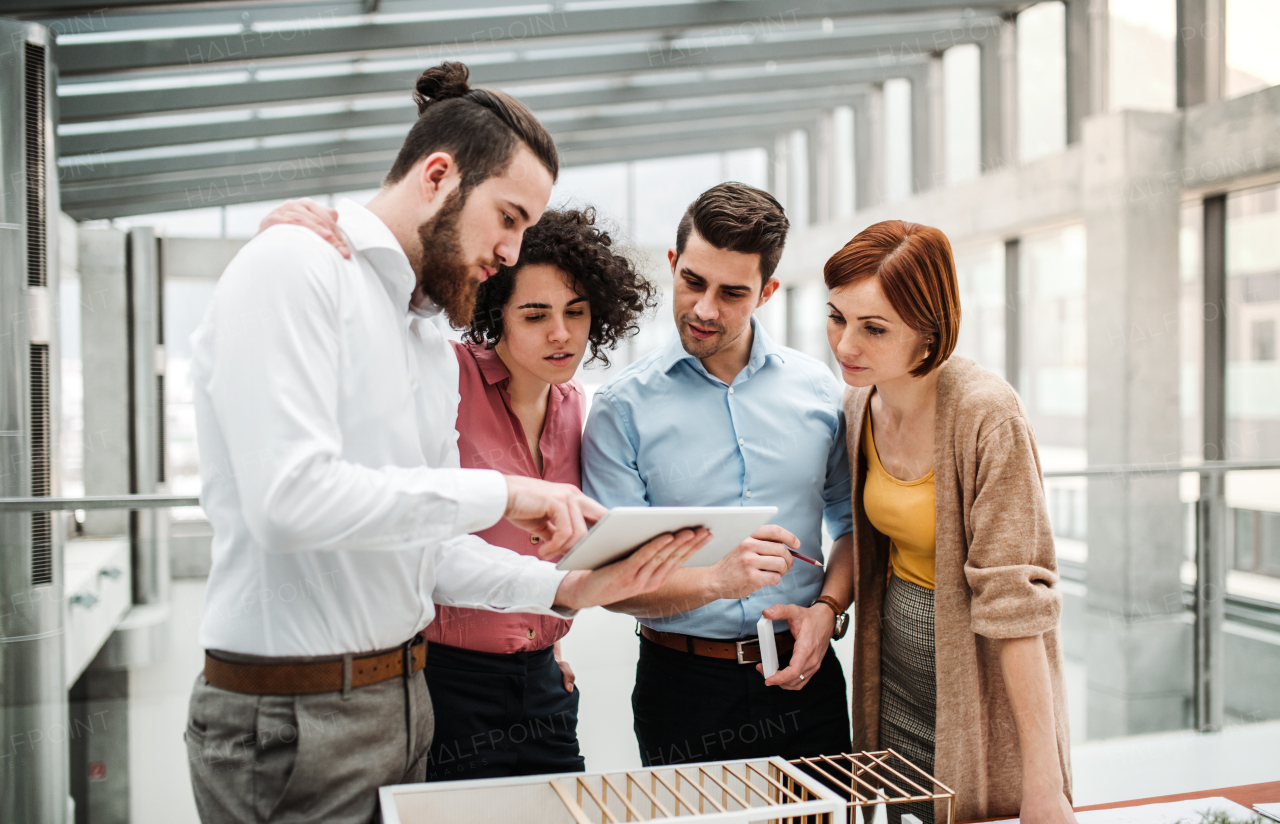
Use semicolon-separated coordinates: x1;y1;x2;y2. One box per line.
964;416;1061;639
822;405;855;542
581;391;648;508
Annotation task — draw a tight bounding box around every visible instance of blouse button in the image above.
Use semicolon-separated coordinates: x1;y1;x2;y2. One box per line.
530;535;540;545
526;628;536;640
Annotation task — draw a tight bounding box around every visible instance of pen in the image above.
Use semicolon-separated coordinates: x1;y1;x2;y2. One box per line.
788;548;822;567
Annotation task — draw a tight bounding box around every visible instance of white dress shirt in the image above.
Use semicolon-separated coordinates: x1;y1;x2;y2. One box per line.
191;199;569;657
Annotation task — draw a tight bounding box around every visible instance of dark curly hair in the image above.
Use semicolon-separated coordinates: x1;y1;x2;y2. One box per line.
465;208;657;367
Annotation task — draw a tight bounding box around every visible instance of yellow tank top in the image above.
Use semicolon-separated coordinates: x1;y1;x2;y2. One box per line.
862;409;937;590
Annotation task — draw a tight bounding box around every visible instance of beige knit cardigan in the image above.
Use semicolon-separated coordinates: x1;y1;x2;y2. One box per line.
842;356;1072;822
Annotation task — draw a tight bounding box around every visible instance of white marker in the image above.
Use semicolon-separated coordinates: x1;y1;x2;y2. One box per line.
757;614;779;678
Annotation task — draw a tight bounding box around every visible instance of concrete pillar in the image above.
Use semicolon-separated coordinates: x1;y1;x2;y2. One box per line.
775;130;809;228
928;53;947;189
979;16;1019;170
1083;110;1191;737
909;62;940;193
1067;0;1109;144
832;105;856;220
78;228;131;538
852;87;885;210
807;112;836;226
1176;0;1226;107
771;132;790;220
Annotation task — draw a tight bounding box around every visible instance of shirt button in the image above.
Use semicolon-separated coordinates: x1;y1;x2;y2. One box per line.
738;438;744;445
527;628;536;640
410;377;418;389
530;535;540;544
728;387;734;394
745;490;753;498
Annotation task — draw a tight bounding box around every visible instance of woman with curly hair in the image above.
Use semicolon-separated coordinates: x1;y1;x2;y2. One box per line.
418;207;656;781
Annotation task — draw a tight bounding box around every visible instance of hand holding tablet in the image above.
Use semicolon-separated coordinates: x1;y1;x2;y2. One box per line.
554;506;780;571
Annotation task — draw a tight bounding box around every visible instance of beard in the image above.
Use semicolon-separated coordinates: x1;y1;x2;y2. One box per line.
415;187;481;328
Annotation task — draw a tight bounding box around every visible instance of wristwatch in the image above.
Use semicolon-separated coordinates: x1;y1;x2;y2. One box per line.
811;595;850;640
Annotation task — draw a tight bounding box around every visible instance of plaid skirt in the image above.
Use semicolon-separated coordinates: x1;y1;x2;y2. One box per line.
879;575;937;824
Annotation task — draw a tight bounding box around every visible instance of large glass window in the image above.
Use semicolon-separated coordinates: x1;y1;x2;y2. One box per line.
1020;224;1087;462
952;242;1006;377
944;44;982;185
1018;1;1067;163
1226;0;1280;98
1223;186;1280;605
1018;227;1088;554
1109;0;1176;112
1226;184;1280;460
1181;200;1204;462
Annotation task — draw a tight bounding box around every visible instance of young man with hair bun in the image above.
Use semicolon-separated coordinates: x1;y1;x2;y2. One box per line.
583;182;857;768
189;62;707;824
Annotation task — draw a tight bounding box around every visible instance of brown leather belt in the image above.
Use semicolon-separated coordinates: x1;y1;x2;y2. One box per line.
204;636;427;696
640;624;794;664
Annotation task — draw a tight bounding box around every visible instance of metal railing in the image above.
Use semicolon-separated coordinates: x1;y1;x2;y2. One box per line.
0;493;198;512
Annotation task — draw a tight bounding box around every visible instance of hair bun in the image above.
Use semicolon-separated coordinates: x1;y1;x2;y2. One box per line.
413;62;471;115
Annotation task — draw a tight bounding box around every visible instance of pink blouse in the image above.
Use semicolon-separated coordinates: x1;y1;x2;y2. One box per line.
422;341;585;654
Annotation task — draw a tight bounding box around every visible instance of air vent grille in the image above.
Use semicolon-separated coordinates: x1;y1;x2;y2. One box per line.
156;375;167;483
24;42;47;289
30;343;52;586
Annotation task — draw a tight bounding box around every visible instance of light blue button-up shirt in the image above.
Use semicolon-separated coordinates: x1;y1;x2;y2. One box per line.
582;318;854;639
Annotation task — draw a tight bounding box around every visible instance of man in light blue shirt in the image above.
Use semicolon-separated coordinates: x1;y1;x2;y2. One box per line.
583;183;856;767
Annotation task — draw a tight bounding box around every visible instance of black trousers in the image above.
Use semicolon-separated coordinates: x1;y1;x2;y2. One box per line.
632;634;852;767
422;642;584;782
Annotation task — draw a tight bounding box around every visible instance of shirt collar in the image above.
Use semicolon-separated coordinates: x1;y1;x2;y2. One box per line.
470;342;511;386
659;316;787;381
336;198;417;310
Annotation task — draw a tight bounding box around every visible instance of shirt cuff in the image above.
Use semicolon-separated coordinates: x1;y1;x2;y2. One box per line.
525;563;576;619
454;469;507;534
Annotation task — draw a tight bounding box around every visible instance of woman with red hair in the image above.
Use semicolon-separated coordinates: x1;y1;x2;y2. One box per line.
816;220;1075;824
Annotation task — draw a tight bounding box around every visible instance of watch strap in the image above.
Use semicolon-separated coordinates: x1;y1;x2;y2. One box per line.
812;595;845;617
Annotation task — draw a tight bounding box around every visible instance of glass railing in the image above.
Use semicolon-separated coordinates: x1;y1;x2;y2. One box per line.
1041;459;1280;733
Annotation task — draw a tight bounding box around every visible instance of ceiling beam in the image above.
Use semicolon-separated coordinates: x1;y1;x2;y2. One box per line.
59;74;875;156
53;1;1022;75
54;10;1002;123
60;109;828;216
64;104;835;185
61;128;790;219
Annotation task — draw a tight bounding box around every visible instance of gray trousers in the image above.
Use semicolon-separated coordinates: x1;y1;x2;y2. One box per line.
185;668;434;824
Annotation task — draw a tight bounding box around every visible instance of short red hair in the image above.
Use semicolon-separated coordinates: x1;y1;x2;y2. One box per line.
823;220;960;377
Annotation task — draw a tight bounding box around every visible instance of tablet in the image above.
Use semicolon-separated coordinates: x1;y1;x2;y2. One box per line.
554;506;779;571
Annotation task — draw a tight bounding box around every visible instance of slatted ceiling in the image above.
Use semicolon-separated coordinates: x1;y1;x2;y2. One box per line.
30;343;53;587
21;0;1029;217
25;41;47;288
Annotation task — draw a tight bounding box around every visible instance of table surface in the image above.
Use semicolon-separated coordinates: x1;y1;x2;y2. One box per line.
964;781;1280;823
1074;781;1280;814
